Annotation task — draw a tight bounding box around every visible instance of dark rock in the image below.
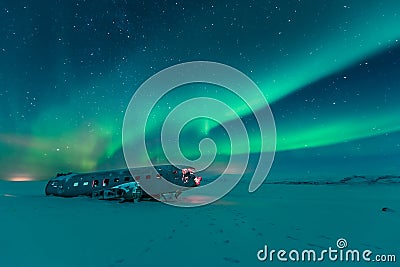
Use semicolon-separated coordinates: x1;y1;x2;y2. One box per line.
381;207;395;212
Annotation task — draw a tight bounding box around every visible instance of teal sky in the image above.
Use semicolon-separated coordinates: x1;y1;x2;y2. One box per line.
0;0;399;181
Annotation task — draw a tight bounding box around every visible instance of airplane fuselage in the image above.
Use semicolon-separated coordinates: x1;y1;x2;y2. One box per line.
45;165;201;199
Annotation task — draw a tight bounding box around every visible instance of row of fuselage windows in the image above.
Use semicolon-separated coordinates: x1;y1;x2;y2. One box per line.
72;177;132;187
72;175;154;187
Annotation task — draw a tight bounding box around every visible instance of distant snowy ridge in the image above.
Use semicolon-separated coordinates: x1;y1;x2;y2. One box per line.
264;175;400;185
201;175;400;185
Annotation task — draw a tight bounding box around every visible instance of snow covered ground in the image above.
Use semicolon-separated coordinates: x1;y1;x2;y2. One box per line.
0;178;398;267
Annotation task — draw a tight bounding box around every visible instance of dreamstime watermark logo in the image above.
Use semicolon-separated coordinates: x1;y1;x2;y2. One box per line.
122;61;276;207
257;238;397;263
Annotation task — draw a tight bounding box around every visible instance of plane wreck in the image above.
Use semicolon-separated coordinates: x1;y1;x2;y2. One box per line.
45;165;202;203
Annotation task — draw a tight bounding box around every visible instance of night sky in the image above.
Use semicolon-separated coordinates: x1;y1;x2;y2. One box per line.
1;0;400;181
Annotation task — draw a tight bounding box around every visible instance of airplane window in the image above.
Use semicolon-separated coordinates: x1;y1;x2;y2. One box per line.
124;177;130;182
73;182;79;187
92;180;99;187
83;182;89;186
103;179;110;186
114;178;120;183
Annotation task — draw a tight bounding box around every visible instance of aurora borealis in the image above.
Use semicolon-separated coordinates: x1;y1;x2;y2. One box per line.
1;0;400;181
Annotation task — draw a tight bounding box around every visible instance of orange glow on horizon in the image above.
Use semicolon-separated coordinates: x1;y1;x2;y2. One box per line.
7;176;34;182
